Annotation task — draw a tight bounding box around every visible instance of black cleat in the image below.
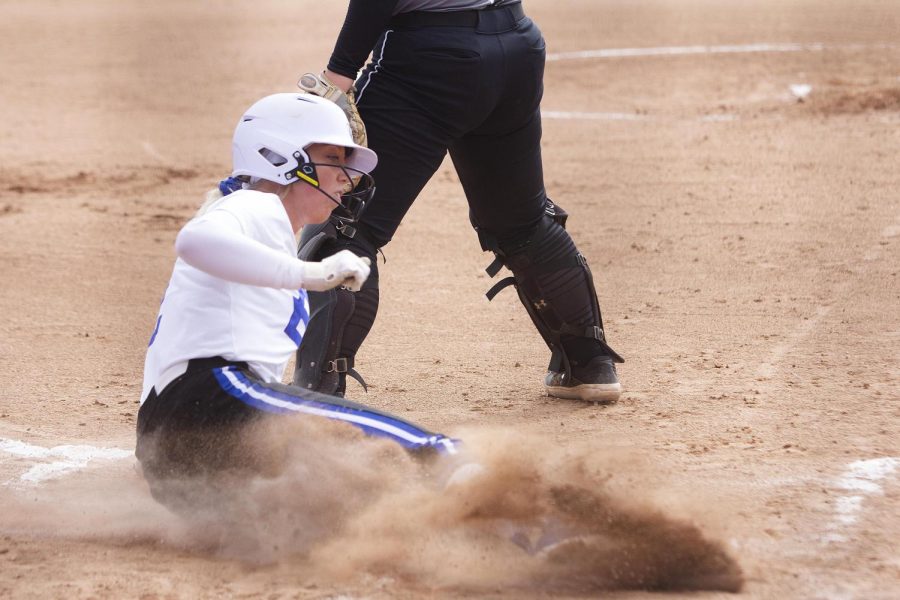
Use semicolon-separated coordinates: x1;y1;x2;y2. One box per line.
544;355;622;403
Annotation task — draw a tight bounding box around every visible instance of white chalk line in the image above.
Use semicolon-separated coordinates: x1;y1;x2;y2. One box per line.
748;215;900;548
542;110;647;121
866;221;900;260
822;457;899;544
0;437;132;486
541;110;739;122
141;141;170;163
756;211;900;379
543;41;897;122
756;306;832;378
547;42;896;62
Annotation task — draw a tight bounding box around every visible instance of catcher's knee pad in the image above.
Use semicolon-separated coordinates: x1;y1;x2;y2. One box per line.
479;200;623;376
293;219;379;396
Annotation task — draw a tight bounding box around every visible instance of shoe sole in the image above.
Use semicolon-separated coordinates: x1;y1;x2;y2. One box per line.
546;382;622;403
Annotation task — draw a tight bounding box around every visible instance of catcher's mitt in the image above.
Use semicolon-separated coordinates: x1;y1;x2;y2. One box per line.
297;72;367;147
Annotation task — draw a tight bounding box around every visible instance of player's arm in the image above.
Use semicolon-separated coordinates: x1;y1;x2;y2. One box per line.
326;0;399;89
298;0;395;145
175;210;370;292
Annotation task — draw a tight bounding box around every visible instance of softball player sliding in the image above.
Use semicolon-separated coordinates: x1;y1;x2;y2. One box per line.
293;0;624;404
137;93;458;511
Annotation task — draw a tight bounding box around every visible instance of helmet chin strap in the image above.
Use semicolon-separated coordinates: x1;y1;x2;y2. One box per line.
299;170;345;210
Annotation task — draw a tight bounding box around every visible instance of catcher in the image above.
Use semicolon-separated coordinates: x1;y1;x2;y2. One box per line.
292;0;624;404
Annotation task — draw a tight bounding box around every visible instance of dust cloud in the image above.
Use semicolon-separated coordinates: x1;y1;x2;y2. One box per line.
0;421;743;594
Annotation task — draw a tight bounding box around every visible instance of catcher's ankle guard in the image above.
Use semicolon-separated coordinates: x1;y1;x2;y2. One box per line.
478;200;623;378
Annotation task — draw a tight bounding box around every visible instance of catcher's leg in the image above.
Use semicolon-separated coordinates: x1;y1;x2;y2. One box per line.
479;208;624;403
294;45;460;395
448;95;623;401
292;220;379;397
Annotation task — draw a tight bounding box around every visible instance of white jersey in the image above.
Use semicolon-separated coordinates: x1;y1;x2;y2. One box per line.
141;190;309;403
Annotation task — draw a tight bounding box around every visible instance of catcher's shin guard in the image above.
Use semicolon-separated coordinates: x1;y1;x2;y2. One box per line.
292;219;379;396
480;201;623;379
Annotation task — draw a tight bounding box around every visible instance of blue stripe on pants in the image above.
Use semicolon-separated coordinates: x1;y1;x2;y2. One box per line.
213;367;459;454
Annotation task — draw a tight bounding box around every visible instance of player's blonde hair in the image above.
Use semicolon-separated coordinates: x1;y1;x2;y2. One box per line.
195;178;291;217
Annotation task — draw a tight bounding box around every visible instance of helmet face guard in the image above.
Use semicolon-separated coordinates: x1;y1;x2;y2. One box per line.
337;173;375;222
285;153;375;223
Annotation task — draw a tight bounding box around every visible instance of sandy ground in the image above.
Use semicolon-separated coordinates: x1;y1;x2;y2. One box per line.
1;0;898;597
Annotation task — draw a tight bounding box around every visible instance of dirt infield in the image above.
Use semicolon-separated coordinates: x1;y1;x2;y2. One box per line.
1;0;898;597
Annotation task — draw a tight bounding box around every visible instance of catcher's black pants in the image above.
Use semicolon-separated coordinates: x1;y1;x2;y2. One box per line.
296;4;614;394
353;4;548;247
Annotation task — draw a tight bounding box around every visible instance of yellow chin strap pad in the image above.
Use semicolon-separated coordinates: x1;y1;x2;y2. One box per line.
295;168;319;187
294;167;319;187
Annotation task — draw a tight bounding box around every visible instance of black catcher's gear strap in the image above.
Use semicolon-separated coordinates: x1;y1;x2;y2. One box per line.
484;198;569;278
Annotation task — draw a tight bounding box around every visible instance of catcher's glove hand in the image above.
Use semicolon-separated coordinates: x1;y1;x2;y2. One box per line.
298;72;367;147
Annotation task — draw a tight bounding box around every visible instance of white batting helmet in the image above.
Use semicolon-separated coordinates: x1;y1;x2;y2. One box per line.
231;93;377;183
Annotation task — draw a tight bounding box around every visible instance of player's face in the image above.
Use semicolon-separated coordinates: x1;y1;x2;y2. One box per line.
308;143;350;196
294;144;351;224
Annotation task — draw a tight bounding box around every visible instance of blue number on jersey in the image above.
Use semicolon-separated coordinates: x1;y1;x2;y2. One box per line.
148;314;162;347
148;288;167;347
283;290;310;346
